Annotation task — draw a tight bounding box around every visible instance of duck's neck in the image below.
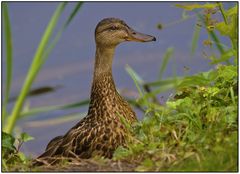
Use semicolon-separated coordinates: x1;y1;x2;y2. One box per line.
88;46;137;123
87;46;118;115
93;46;116;79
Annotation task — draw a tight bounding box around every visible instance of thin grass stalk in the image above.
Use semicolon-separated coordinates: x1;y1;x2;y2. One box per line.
2;3;13;123
159;47;174;80
20;99;89;118
195;12;225;54
217;2;228;25
191;25;201;56
4;3;67;133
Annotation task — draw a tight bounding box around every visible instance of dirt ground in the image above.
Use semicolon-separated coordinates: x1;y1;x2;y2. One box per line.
30;158;138;172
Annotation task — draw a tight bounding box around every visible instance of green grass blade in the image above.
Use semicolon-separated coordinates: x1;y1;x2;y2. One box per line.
159;47;174;80
25;112;86;128
125;64;144;98
2;3;13;122
63;2;83;28
191;25;201;56
144;77;183;87
20;99;89;118
41;2;83;64
217;2;228;24
4;3;67;134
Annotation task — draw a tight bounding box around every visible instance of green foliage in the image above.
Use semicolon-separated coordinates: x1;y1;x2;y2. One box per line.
114;2;238;171
181;2;237;64
114;64;237;171
2;132;34;171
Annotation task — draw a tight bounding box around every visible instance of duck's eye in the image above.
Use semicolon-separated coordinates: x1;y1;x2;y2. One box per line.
109;26;118;31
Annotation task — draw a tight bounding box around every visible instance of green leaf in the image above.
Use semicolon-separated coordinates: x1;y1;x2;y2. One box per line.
113;146;130;160
136;158;154;171
216;21;235;38
20;132;34;142
210;49;236;64
226;5;237;17
175;3;217;11
2;132;15;151
18;152;28;163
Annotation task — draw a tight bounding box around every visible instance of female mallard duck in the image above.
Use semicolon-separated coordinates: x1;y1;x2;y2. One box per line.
33;18;156;165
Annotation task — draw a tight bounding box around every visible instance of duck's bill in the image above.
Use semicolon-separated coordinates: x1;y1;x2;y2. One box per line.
127;29;156;42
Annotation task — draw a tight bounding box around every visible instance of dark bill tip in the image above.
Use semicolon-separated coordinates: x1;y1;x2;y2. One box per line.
128;29;156;42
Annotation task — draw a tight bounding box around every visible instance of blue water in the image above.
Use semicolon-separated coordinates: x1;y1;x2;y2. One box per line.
2;2;231;157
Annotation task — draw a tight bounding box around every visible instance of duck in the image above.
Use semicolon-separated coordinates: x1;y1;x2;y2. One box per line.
33;17;156;165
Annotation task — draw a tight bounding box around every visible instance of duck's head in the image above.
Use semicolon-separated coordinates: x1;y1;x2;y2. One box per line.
95;18;156;47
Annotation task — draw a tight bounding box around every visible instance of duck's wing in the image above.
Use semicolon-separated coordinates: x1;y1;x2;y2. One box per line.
32;135;63;166
32;116;91;166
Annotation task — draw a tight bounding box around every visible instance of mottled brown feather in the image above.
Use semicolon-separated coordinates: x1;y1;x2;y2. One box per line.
33;17;155;166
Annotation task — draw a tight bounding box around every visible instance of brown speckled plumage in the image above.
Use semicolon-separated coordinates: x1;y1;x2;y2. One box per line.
33;18;155;165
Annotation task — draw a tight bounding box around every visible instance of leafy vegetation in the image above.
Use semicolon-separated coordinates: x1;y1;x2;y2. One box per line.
113;2;238;172
2;2;237;172
2;132;34;171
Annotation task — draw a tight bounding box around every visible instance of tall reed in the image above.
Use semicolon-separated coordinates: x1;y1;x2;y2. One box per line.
3;2;83;134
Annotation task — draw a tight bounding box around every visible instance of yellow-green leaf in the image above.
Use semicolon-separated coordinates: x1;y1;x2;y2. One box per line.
175;3;217;11
226;5;237;16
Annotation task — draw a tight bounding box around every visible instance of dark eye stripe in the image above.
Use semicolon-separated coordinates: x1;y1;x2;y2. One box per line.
109;26;118;30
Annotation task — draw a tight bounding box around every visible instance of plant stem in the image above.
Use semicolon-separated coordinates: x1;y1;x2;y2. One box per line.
2;2;13;123
217;2;228;25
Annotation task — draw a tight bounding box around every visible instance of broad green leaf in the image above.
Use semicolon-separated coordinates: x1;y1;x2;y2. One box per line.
2;132;15;151
20;132;34;142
